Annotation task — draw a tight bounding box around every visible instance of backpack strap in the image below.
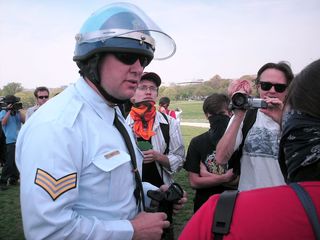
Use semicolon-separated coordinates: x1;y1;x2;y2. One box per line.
159;112;170;155
289;183;320;240
228;109;258;175
212;190;239;240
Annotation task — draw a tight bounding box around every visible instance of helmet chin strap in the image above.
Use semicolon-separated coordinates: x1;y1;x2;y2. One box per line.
78;54;127;104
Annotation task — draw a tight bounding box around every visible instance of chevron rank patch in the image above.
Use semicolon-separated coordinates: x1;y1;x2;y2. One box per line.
34;168;77;201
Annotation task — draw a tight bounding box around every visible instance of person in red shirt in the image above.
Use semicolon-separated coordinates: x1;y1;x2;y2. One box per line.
179;59;320;240
159;96;177;119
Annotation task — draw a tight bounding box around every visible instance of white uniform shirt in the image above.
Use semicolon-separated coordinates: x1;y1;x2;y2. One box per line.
126;111;185;185
232;110;285;191
16;78;156;240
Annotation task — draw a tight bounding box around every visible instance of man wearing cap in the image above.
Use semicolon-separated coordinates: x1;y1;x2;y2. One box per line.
0;95;24;189
15;3;186;240
127;72;185;187
126;72;185;239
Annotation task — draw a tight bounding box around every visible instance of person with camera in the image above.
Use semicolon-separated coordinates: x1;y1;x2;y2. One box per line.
0;123;6;190
25;86;50;120
215;62;294;191
179;58;320;240
126;71;185;240
0;95;25;190
15;3;186;240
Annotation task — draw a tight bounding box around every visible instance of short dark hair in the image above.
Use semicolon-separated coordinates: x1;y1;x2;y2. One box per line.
256;61;294;86
203;93;230;115
34;87;49;98
159;96;170;106
285;58;320;118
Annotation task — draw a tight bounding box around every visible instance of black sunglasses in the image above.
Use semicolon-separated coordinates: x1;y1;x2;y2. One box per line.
259;81;287;93
38;96;49;99
113;53;152;68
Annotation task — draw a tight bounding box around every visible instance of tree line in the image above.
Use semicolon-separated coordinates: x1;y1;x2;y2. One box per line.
0;74;256;109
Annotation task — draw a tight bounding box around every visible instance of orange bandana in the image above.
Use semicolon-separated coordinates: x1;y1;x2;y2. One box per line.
130;101;156;140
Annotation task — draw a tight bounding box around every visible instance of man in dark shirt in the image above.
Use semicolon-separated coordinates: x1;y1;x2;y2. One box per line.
184;93;235;212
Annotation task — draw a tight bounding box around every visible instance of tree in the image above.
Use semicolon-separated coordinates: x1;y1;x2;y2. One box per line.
160;87;178;100
1;82;23;96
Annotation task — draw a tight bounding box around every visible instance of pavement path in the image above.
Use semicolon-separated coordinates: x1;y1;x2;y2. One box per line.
180;122;209;128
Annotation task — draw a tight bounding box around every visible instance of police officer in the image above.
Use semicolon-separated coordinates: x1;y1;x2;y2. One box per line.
16;3;185;239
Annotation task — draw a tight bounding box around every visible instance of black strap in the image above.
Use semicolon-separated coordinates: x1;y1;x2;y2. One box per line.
212;190;239;240
228;109;257;175
113;110;145;211
159;112;170;155
290;183;320;240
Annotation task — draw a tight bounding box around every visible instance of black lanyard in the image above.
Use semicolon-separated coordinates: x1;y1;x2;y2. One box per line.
113;110;145;211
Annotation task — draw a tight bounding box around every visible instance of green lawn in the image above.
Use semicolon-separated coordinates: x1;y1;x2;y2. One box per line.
170;100;207;122
0;100;208;239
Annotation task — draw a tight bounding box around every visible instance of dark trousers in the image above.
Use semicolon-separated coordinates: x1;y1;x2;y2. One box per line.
0;143;19;185
0;130;6;166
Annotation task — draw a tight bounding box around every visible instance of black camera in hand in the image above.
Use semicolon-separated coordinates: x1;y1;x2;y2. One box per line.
147;183;184;223
0;95;23;114
230;92;267;110
147;183;184;240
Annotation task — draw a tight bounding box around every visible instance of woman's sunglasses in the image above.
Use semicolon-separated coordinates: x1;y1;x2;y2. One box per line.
259;81;287;93
113;53;152;68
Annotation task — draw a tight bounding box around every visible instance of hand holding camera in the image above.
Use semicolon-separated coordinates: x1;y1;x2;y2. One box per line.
230;92;268;110
147;183;184;222
146;183;185;240
260;97;285;124
0;95;23;115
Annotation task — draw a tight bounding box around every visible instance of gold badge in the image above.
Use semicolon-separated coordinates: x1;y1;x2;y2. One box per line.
34;168;77;201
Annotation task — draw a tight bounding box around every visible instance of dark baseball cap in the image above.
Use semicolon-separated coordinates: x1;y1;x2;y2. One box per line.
141;72;161;87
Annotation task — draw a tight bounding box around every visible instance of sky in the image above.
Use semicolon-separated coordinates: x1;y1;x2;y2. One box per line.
1;0;320;89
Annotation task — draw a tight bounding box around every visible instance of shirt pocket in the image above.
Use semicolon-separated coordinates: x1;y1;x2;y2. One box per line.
92;150;134;202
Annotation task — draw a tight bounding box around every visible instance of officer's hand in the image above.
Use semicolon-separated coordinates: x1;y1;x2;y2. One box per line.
131;211;169;240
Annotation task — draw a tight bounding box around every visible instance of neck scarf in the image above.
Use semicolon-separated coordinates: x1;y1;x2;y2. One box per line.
279;110;320;182
130;101;156;140
208;114;230;130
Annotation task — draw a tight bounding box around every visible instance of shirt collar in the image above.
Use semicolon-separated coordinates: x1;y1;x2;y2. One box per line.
74;78;116;125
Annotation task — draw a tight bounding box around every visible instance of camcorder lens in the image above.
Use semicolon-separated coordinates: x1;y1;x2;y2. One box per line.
231;92;268;110
232;92;247;108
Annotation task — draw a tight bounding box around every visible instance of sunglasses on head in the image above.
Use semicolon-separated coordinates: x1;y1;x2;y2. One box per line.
38;96;49;99
259;81;287;93
113;53;152;68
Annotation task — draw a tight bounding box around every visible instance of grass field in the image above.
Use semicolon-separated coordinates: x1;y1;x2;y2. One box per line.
0;100;208;239
170;101;207;122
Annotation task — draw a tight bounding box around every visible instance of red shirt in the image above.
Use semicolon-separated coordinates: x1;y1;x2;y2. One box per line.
165;109;176;119
179;182;320;240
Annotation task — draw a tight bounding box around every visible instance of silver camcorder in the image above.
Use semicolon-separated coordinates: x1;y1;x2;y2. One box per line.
230;92;268;110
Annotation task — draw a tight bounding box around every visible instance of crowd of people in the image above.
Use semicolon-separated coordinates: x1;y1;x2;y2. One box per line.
0;2;319;240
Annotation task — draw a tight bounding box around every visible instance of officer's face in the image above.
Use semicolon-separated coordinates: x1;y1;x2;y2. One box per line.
99;53;145;100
